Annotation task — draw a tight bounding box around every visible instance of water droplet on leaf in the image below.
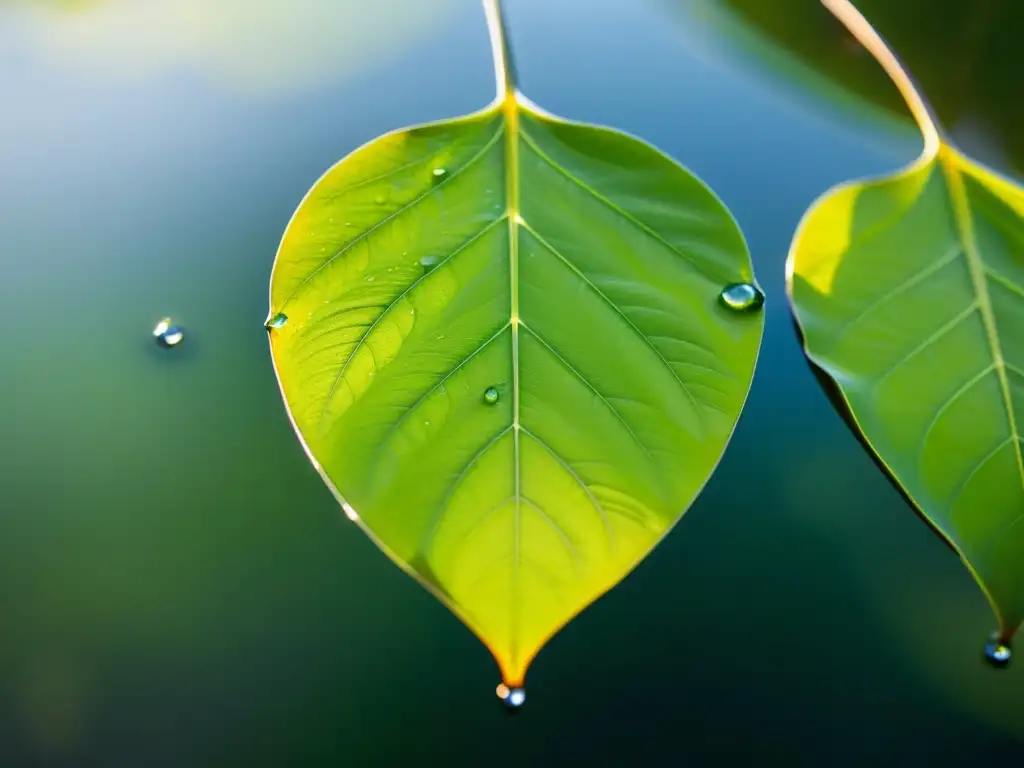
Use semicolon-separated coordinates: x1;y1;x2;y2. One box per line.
496;683;525;708
420;255;439;271
719;282;764;312
266;312;288;330
984;633;1012;668
365;276;375;282
374;193;386;204
484;387;499;404
153;318;184;348
432;167;448;180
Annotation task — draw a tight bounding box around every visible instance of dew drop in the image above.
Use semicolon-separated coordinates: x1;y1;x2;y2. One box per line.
483;387;500;405
265;312;288;330
496;683;525;708
153;318;184;348
719;282;764;312
432;167;448;180
984;632;1012;668
420;255;439;271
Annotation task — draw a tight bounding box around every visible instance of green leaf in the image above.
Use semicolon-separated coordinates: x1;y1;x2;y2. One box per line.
267;0;762;692
789;0;1024;650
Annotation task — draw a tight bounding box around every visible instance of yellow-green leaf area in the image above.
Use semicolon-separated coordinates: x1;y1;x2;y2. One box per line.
268;1;762;687
790;0;1024;644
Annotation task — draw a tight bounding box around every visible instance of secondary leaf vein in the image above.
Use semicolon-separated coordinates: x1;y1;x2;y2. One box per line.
521;220;714;425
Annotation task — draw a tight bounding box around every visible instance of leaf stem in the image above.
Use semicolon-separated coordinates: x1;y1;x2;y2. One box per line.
483;0;519;100
821;0;942;157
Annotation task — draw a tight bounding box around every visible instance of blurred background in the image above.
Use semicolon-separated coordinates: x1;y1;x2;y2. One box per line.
0;0;1021;764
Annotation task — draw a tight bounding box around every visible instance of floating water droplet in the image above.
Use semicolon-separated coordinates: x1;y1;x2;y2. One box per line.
266;312;288;330
153;318;184;348
420;255;439;271
496;683;525;708
483;387;499;405
984;633;1012;668
719;282;764;312
432;167;448;180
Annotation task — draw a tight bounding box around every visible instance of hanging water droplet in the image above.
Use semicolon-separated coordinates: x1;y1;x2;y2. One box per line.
420;255;439;271
719;282;764;312
432;167;448;180
984;632;1012;668
483;387;499;405
153;318;184;348
266;312;288;330
496;683;525;708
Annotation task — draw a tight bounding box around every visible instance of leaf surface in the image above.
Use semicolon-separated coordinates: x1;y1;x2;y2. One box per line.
268;0;762;688
789;0;1024;644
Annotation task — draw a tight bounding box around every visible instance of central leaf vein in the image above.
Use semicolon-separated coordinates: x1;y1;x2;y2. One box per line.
941;154;1024;497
